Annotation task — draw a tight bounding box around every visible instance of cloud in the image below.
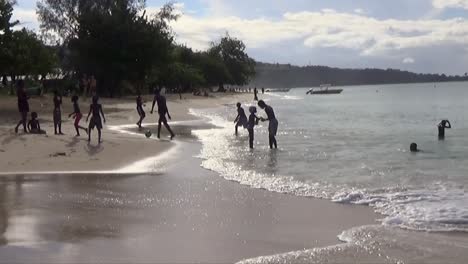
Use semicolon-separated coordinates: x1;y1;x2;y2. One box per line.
170;8;468;57
403;57;415;64
432;0;468;9
354;8;367;14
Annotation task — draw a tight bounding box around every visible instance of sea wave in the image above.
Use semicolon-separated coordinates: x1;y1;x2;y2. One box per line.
190;107;468;233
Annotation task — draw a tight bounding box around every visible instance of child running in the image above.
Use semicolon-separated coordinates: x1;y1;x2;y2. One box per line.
234;102;247;136
86;96;106;143
247;106;260;149
27;112;46;134
136;93;145;129
53;90;63;135
69;95;88;137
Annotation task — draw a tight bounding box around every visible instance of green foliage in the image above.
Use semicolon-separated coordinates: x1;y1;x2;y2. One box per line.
37;1;256;96
38;0;175;96
1;1;57;83
209;33;256;87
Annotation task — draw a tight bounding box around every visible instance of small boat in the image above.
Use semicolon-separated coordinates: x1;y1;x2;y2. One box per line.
306;84;343;95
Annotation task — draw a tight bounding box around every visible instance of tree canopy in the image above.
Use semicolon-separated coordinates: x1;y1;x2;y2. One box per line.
36;0;256;96
1;0;57;86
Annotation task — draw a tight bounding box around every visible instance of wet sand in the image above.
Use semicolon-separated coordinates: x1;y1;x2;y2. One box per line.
0;93;379;263
0;137;378;263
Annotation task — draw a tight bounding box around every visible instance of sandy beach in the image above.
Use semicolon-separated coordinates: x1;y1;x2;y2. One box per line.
0;92;378;263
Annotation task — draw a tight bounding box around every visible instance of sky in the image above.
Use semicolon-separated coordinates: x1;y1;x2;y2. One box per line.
11;0;468;75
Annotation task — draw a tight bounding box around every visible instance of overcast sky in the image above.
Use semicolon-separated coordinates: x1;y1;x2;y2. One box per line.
12;0;468;75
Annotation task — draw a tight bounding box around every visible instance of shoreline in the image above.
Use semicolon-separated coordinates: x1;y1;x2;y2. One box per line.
0;93;382;263
0;129;379;264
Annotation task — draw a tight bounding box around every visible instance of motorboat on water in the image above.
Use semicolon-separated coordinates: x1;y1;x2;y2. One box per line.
306;84;343;95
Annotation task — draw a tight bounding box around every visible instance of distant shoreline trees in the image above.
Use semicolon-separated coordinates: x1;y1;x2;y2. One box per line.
251;63;468;88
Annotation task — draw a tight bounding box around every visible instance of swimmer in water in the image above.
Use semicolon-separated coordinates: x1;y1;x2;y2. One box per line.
438;120;452;140
410;143;419;153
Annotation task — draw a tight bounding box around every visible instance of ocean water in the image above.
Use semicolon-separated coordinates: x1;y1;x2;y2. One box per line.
192;82;468;262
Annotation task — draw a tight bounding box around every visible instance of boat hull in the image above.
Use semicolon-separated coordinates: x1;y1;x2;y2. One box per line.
308;89;343;95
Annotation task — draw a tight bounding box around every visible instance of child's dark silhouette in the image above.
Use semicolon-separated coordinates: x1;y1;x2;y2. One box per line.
438;120;452;139
234;102;247;136
53;91;63;135
136;94;146;129
86;96;106;143
247;106;259;149
15;80;29;134
150;89;175;140
27;112;46;134
69;96;88;137
258;100;278;149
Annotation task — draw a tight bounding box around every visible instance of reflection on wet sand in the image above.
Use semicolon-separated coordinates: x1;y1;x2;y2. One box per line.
0;141;377;263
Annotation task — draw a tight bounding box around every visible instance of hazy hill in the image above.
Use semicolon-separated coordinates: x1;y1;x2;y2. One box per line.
250;62;468;88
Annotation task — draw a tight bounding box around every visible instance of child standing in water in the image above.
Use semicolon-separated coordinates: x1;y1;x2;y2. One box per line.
247;106;259;149
234;102;247;136
136;93;145;129
86;96;106;143
69;95;88;137
438;120;452;139
27;112;46;134
53;91;63;135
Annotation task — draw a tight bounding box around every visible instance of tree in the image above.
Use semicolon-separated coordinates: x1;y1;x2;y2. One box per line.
38;0;176;96
0;0;19;77
1;1;57;94
209;33;256;90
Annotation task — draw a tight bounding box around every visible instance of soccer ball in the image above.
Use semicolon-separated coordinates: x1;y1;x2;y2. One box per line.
145;130;152;138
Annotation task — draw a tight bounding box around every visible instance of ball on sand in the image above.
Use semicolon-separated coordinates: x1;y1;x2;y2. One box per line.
145;130;152;138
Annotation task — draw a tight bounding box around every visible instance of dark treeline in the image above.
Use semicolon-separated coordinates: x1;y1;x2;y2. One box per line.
251;63;468;88
1;0;255;96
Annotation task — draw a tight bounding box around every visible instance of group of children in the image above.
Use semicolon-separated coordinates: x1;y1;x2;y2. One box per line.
234;100;278;149
14;80;107;143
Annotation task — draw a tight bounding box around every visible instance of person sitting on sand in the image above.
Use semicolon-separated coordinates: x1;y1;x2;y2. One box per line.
86;96;106;143
27;112;46;134
247;106;260;149
69;95;88;137
15;80;29;134
258;100;278;149
53;90;63;135
151;88;175;140
234;102;248;136
438;120;452;139
136;93;145;129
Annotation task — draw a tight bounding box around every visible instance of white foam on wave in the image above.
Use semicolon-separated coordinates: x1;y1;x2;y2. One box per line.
190;107;468;233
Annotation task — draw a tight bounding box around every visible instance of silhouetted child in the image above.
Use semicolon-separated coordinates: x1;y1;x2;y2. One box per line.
438;120;452;139
234;102;247;136
258;100;278;149
136;93;145;129
69;95;88;137
86;96;106;143
247;106;260;149
53;90;63;135
410;143;419;153
28;112;46;134
150;88;175;140
15;80;29;134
